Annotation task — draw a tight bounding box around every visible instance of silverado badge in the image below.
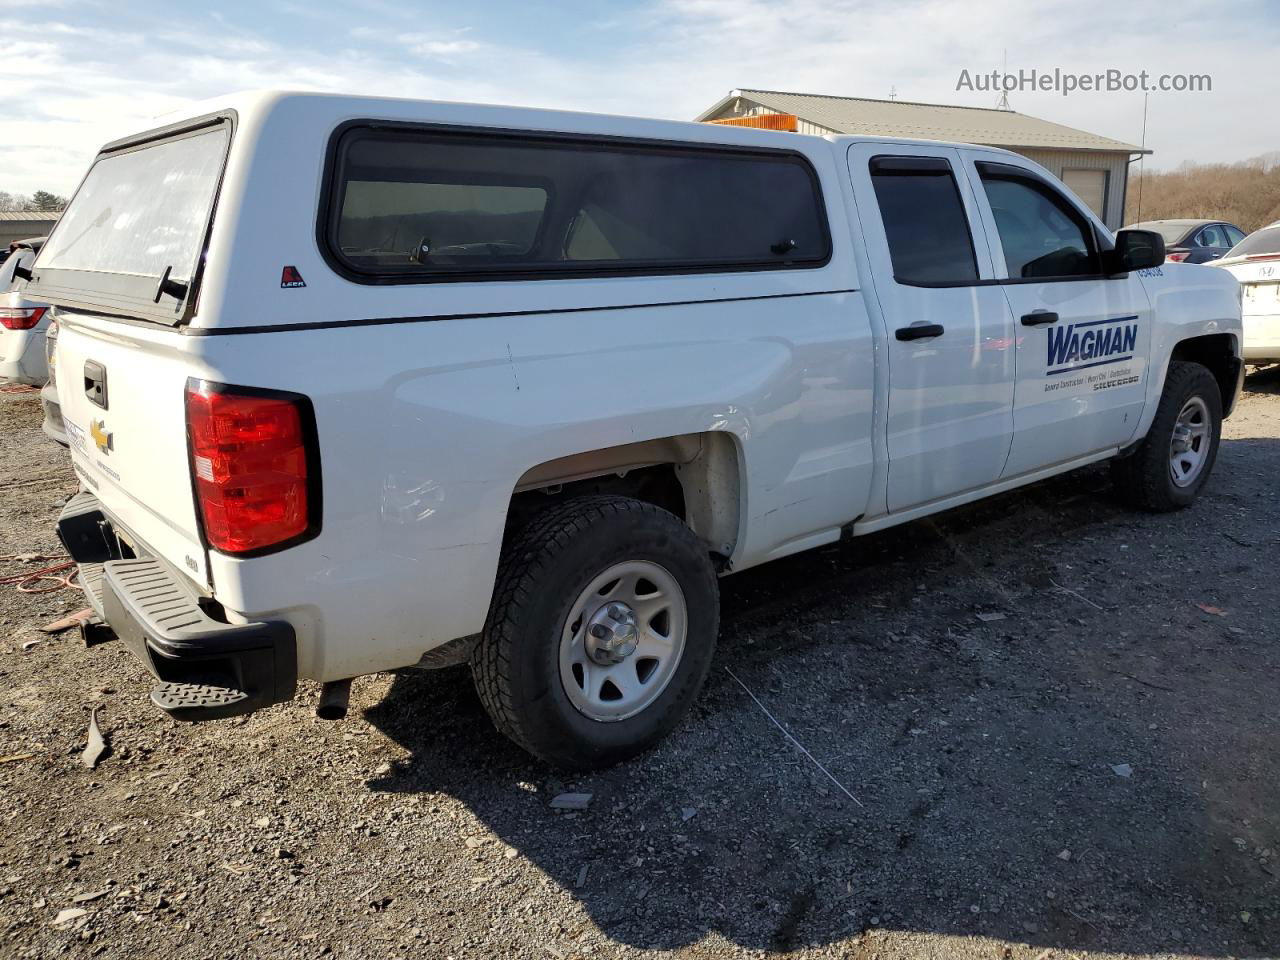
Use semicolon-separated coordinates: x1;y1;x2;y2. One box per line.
90;419;113;455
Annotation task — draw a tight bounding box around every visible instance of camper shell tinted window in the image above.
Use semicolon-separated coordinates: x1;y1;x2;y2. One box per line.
322;124;832;283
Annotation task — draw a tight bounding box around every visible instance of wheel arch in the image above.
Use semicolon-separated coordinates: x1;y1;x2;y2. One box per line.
1169;332;1243;416
506;432;744;567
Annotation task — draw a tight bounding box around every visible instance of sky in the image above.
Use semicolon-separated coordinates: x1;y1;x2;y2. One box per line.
1;0;1277;196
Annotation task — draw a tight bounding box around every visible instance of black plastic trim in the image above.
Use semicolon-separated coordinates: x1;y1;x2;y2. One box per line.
895;323;945;341
1021;311;1060;326
316;119;835;286
184;379;324;559
102;558;297;715
869;155;952;175
58;491;298;718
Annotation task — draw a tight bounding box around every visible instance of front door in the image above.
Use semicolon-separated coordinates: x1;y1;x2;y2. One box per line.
962;156;1153;479
848;143;1016;512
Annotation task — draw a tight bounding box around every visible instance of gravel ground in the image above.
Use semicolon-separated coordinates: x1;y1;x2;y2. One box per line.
1;372;1278;960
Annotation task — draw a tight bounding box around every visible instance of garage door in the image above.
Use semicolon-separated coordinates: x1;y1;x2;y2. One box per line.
1061;169;1108;220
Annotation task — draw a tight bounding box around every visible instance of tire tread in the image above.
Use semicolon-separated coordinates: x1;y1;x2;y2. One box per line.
472;495;715;763
1111;360;1222;511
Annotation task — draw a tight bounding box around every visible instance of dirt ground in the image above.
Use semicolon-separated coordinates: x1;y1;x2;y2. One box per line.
1;372;1278;960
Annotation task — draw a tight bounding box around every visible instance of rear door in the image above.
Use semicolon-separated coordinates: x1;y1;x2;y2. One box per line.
848;143;1015;511
962;156;1152;478
1192;223;1233;263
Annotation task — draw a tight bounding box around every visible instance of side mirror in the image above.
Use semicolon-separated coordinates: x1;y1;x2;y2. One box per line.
1106;229;1166;275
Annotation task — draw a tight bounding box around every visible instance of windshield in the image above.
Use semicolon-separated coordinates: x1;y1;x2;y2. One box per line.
1225;225;1280;259
39;126;228;282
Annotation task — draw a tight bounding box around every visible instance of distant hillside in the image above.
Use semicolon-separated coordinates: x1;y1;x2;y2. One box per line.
1124;154;1280;232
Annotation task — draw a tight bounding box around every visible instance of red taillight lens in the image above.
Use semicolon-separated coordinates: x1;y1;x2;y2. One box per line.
185;381;318;555
0;306;47;330
1165;251;1190;263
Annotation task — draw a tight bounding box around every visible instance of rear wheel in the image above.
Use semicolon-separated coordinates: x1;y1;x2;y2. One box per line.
1111;361;1222;510
472;495;719;769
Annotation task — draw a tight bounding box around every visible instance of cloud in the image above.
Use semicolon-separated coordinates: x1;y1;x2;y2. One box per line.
0;0;1275;196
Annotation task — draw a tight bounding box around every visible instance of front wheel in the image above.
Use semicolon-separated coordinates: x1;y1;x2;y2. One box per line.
1111;360;1223;510
472;495;719;769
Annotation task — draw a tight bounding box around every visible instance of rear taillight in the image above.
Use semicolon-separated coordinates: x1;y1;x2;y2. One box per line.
0;306;47;330
185;380;320;556
1165;251;1190;263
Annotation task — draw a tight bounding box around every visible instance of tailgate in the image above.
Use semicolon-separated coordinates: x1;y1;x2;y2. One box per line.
56;313;210;589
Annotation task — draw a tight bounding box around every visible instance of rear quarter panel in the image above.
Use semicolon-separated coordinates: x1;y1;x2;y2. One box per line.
198;289;876;681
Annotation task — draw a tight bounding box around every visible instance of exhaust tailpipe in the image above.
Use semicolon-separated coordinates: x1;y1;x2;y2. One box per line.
316;678;353;720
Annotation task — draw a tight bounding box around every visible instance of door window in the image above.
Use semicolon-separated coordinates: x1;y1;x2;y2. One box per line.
1196;224;1228;248
977;164;1101;280
868;156;978;285
1224;225;1246;247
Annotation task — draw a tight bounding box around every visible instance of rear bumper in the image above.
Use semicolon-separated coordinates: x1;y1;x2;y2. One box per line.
0;328;48;384
58;491;297;721
40;380;67;446
1243;312;1280;363
1242;343;1280;362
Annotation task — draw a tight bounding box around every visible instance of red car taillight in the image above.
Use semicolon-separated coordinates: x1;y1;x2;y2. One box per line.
0;306;47;330
1165;251;1190;263
185;380;319;556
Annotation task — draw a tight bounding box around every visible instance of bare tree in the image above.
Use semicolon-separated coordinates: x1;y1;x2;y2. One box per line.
1126;154;1280;232
0;191;33;213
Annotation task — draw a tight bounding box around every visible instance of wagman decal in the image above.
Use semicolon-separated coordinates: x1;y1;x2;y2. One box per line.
1046;315;1138;376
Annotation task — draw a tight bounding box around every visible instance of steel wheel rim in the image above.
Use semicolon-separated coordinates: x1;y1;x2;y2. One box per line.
558;560;687;722
1169;395;1211;488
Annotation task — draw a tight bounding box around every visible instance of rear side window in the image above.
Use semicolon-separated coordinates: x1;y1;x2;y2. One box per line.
977;164;1101;279
324;126;831;282
1196;224;1228;248
869;156;979;285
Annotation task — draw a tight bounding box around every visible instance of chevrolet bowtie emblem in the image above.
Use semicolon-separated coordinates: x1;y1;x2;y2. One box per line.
90;419;113;455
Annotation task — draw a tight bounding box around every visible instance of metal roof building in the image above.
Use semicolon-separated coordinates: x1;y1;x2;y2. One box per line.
0;211;59;250
697;88;1150;229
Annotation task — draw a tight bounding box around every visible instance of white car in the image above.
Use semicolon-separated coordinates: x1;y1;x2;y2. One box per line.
1210;221;1280;363
36;92;1242;769
0;237;52;384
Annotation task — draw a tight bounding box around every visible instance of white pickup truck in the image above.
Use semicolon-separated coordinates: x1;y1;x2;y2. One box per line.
31;92;1241;769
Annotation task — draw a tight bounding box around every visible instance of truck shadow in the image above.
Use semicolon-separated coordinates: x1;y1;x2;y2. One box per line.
1244;363;1280;395
364;455;1278;955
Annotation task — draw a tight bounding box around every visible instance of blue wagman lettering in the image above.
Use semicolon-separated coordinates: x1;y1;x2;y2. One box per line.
1046;315;1138;375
